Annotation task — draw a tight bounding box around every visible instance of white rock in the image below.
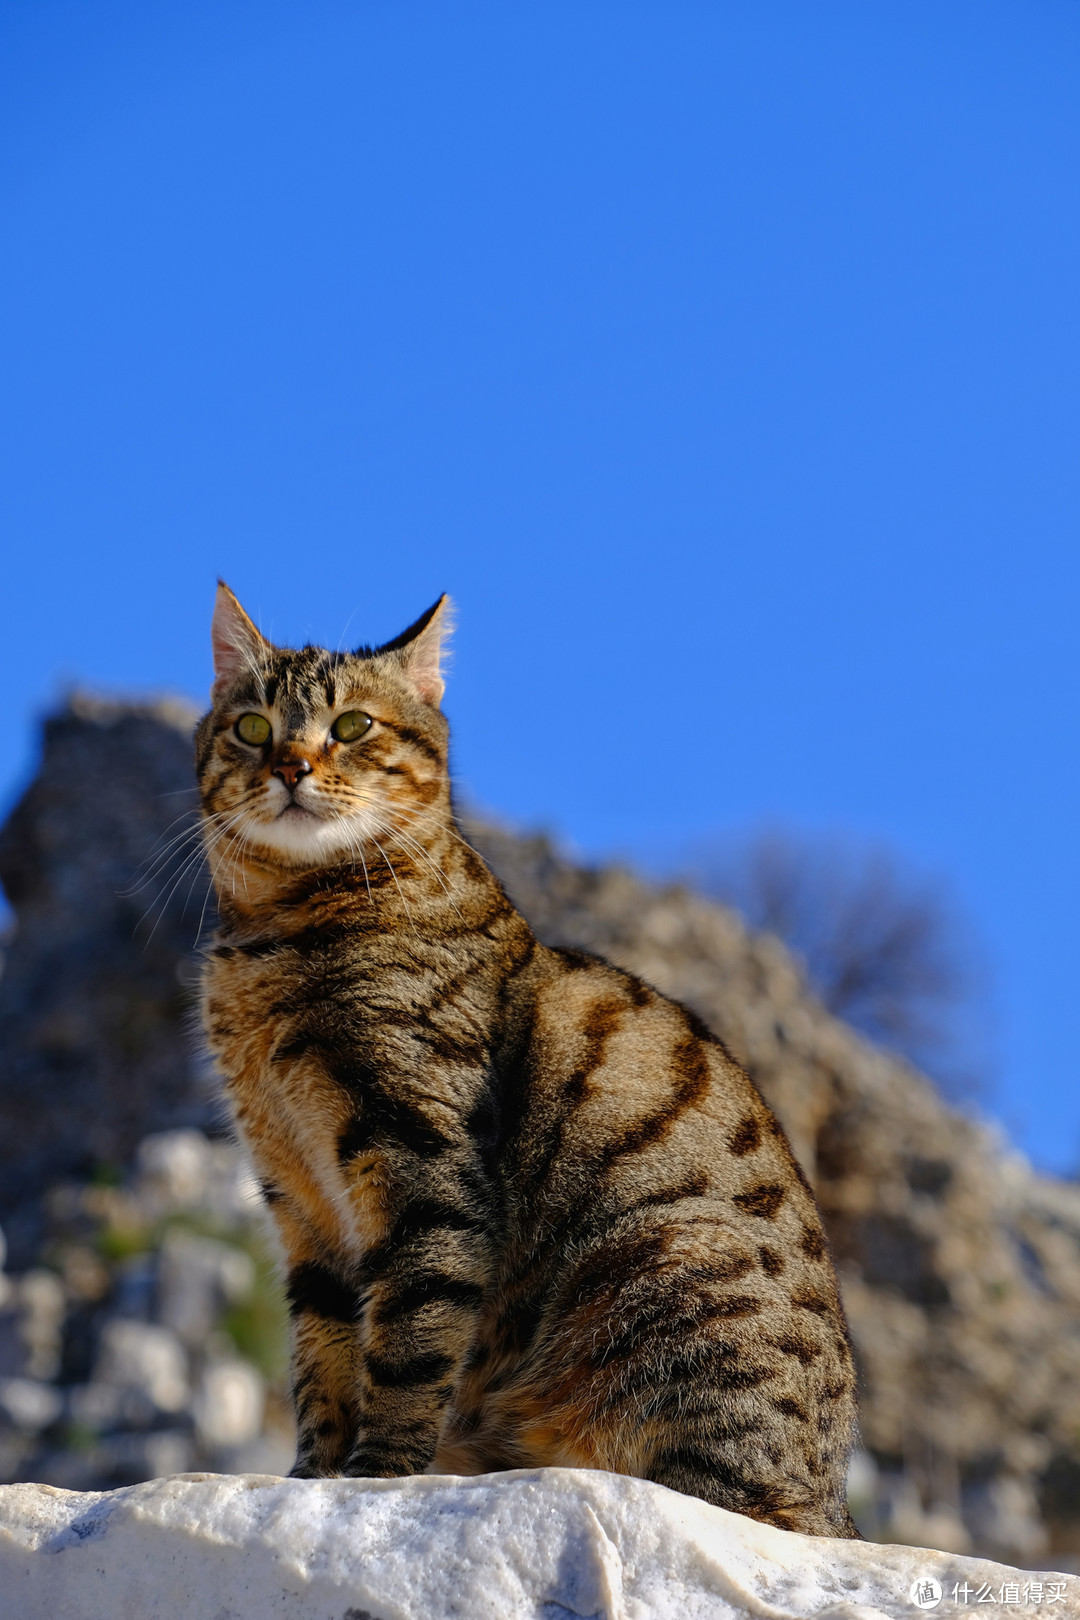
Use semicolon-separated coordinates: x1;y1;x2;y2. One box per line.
190;1358;264;1450
0;1468;1074;1620
156;1230;254;1347
12;1271;65;1382
0;1379;62;1433
876;1476;971;1556
139;1431;194;1480
220;1431;296;1477
964;1475;1048;1564
104;1430;195;1482
134;1131;213;1213
67;1381;123;1432
92;1321;188;1416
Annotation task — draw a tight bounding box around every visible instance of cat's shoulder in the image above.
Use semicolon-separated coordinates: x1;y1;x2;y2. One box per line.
537;941;736;1050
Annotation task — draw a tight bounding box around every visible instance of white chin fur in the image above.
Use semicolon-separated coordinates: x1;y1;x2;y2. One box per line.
240;800;379;867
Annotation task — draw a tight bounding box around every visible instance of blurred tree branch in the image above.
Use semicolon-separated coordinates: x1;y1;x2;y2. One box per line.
686;829;989;1098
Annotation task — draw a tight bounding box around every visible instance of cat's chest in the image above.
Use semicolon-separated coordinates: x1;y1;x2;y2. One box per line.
203;946;374;1235
204;946;328;1087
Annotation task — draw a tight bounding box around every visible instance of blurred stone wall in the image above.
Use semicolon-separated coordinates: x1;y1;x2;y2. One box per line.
0;1127;293;1487
0;695;217;1244
1;696;1079;1565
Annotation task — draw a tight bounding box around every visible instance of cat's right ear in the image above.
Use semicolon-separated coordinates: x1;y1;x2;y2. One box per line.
211;581;271;701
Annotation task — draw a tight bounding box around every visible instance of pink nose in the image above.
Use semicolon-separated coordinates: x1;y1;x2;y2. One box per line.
273;758;313;789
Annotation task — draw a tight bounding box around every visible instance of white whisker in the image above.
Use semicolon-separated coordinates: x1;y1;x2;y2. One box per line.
369;833;418;934
379;820;465;922
137;816;239;944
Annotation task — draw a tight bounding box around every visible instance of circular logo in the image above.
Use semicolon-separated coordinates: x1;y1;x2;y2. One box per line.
910;1579;943;1610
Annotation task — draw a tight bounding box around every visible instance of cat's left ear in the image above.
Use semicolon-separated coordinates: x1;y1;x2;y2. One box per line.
378;595;453;706
211;580;272;700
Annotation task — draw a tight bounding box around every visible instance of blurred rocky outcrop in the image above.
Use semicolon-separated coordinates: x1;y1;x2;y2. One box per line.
0;695;218;1242
1;695;1079;1564
0;1125;292;1490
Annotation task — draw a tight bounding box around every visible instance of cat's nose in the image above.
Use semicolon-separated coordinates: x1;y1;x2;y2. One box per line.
273;757;313;790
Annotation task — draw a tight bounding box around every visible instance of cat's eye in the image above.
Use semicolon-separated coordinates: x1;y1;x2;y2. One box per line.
235;713;271;746
331;710;373;743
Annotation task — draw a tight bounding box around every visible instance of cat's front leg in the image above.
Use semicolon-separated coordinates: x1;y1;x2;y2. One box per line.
273;1201;363;1477
286;1265;363;1477
342;1150;493;1478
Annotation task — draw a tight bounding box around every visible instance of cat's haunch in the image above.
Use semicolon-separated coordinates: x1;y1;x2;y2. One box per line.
196;584;859;1537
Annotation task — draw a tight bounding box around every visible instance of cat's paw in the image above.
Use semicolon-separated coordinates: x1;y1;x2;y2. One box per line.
342;1446;411;1479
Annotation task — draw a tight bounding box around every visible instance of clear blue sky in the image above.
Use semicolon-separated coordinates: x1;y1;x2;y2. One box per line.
2;1;1078;1170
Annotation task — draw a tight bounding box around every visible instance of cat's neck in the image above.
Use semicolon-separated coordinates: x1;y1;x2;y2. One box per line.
208;814;502;941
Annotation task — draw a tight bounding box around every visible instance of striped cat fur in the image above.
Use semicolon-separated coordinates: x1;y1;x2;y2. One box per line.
196;583;859;1536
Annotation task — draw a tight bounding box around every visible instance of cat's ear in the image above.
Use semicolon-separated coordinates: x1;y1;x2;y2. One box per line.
377;595;453;706
211;581;271;700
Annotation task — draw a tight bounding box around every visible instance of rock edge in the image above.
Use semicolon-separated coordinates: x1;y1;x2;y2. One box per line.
0;1467;1074;1620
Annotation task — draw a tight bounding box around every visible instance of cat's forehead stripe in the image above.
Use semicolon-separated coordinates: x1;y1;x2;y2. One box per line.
260;647;389;720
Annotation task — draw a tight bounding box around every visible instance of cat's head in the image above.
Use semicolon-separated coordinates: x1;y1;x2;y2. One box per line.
195;582;452;870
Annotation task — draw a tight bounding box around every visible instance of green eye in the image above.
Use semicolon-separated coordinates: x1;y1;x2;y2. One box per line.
331;710;373;743
235;712;271;746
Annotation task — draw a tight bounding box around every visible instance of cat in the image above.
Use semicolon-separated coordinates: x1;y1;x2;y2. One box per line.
196;581;859;1537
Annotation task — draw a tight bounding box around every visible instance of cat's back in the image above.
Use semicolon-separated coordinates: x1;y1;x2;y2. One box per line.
454;942;858;1535
505;942;819;1226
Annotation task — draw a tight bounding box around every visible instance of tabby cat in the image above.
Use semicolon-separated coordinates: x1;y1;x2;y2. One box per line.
196;582;859;1537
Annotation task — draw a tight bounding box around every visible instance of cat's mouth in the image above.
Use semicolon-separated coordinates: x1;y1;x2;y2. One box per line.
277;801;321;821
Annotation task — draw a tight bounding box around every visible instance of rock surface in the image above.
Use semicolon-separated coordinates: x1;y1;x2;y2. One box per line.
0;1468;1073;1620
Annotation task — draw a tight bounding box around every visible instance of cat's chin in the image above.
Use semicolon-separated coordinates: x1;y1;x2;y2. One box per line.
241;809;372;869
